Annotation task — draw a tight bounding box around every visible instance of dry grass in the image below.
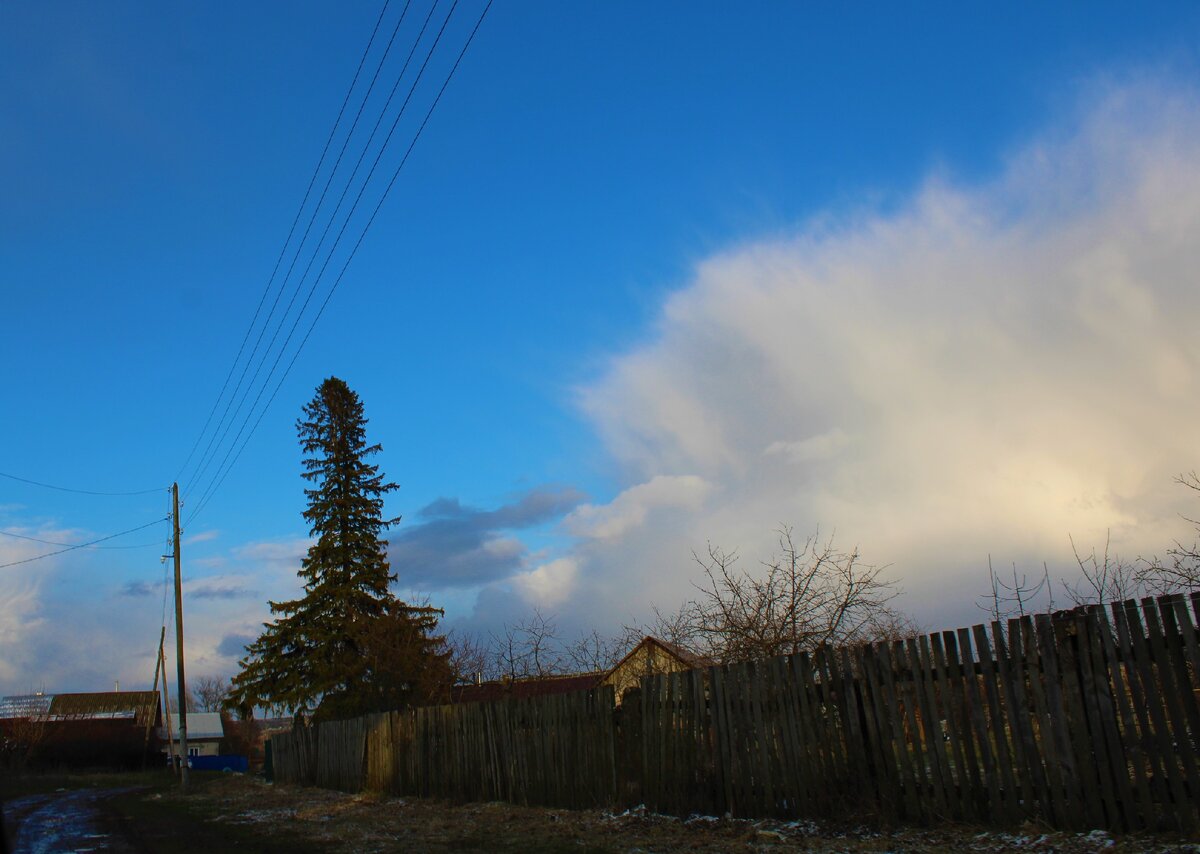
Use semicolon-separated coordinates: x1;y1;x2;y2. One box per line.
154;775;1200;853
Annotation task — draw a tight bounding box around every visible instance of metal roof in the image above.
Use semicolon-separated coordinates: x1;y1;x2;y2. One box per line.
0;693;54;719
47;691;160;726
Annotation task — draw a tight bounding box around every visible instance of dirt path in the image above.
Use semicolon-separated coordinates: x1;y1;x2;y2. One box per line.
4;787;141;854
6;774;1200;853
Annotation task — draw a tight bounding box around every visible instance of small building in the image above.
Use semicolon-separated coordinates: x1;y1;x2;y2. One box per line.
449;636;712;707
600;636;713;703
0;690;162;768
159;711;225;759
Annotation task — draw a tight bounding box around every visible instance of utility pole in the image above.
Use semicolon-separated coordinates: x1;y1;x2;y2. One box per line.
143;625;166;763
160;642;178;776
172;482;190;791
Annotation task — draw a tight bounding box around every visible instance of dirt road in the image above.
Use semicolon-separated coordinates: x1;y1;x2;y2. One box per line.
4;787;140;854
5;773;1200;853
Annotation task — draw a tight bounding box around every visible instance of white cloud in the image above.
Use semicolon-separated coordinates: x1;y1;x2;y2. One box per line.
565;475;713;540
556;80;1200;633
184;529;219;545
512;557;579;608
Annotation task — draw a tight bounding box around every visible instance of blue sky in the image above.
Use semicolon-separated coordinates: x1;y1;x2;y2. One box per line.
3;2;1200;694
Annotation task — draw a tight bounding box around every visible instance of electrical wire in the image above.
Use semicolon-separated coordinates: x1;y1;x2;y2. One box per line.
185;0;492;528
176;0;396;489
184;0;425;507
186;0;431;509
0;470;166;497
0;516;170;569
186;0;450;520
0;529;162;550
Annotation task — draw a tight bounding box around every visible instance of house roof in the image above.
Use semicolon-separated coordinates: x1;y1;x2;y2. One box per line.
444;637;710;707
0;693;54;719
606;635;713;677
450;672;603;704
47;691;160;726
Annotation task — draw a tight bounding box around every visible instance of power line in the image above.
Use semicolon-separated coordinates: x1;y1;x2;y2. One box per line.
176;0;397;489
0;529;161;550
0;516;169;569
186;0;449;519
184;0;427;509
0;470;166;497
186;0;492;528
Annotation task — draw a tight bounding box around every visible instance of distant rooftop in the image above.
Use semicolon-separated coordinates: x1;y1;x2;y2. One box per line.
0;693;54;719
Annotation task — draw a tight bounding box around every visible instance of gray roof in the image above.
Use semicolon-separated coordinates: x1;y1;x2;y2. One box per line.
0;693;54;719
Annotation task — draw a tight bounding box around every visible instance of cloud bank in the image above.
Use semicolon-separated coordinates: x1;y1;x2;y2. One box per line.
488;81;1200;633
388;486;585;589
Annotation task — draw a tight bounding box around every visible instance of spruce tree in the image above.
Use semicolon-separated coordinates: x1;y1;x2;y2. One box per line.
229;376;446;719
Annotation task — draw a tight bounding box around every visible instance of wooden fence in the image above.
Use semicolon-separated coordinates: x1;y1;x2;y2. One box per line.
271;593;1200;831
273;686;617;810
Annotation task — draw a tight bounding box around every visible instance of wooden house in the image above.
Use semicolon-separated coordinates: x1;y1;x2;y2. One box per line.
600;636;713;703
450;636;710;706
0;690;163;768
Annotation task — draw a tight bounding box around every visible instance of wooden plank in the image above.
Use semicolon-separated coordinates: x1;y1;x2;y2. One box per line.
916;634;960;821
728;661;754;815
746;659;776;815
810;647;844;805
1033;614;1089;830
856;644;901;821
1082;607;1139;831
710;665;735;816
972;624;1020;824
1094;607;1154;831
1052;615;1109;829
1071;612;1123;830
1019;617;1071;828
1157;596;1200;769
955;627;997;821
893;639;936;821
1141;597;1200;828
930;632;974;820
833;646;872;809
992;621;1044;823
772;654;806;817
879;641;922;822
792;651;831;817
1114;599;1180;828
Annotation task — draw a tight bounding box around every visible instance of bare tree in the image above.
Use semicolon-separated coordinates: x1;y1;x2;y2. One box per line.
488;608;566;680
1137;471;1200;594
445;630;490;683
564;628;623;673
1063;532;1147;606
194;675;231;712
168;686;197;714
978;556;1055;622
653;527;904;663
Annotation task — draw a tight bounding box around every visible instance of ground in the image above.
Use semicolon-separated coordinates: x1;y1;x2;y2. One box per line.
3;772;1200;853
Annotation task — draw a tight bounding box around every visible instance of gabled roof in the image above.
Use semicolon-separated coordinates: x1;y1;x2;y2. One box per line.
606;635;713;676
47;691;160;726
